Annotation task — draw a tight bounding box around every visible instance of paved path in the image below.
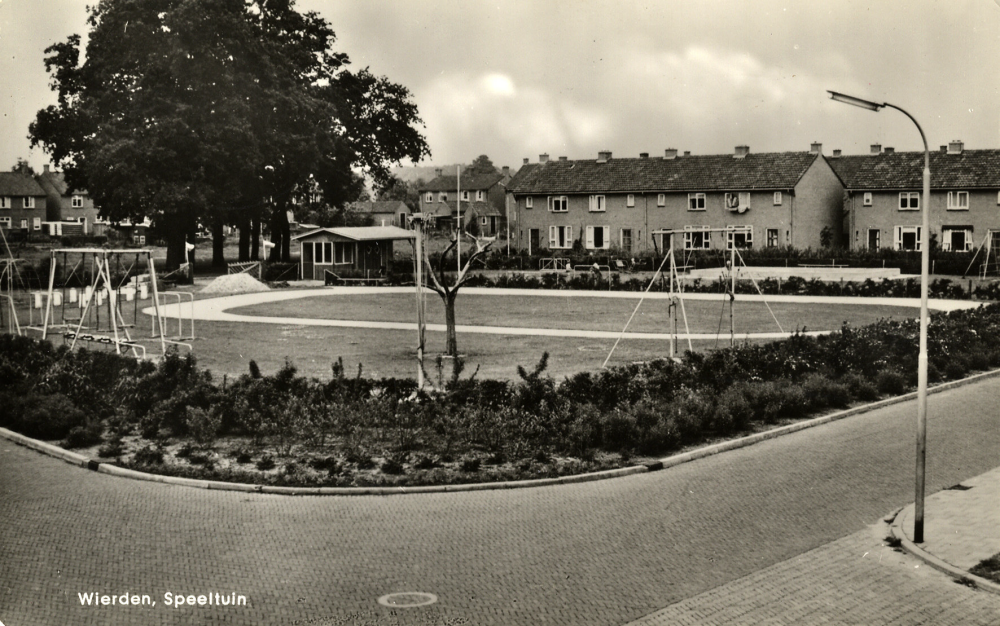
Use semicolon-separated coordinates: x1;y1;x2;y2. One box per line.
147;287;982;342
2;376;999;625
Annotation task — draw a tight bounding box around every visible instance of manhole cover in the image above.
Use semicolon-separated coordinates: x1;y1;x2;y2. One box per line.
377;592;438;608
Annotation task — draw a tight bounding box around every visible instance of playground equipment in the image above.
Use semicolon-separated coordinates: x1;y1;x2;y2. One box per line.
963;231;1000;279
603;227;785;367
32;248;192;358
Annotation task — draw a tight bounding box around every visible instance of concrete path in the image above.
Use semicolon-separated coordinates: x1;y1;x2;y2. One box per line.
146;287;983;342
2;373;999;625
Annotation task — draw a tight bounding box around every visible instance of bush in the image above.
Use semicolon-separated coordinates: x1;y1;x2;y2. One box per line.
875;370;907;395
63;422;103;449
97;438;125;458
256;455;275;471
840;373;880;402
132;445;164;465
460;457;481;472
5;393;87;440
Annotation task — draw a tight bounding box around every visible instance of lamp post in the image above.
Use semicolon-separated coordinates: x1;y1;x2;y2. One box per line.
828;90;931;543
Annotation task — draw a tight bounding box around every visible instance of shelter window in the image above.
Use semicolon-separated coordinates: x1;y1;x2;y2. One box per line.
334;242;354;264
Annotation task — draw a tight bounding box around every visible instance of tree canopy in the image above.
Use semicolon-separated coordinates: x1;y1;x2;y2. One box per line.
30;0;430;268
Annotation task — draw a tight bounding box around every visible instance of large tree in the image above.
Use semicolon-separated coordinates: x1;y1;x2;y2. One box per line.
30;0;429;270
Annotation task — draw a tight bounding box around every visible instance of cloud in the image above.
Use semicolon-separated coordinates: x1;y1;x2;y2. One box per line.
418;72;613;164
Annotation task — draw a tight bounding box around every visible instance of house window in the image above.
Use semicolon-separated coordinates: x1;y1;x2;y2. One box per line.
725;192;751;212
621;228;633;252
20;219;28;229
476;190;485;201
0;197;9;209
894;226;922;250
773;192;782;206
481;217;488;226
863;192;873;206
766;228;779;248
23;197;35;209
687;193;706;211
941;227;973;252
0;217;9;228
683;226;711;250
589;195;606;212
626;194;635;207
868;229;881;250
947;191;969;210
334;242;354;264
439;192;447;203
585;225;610;249
549;225;572;249
33;217;41;230
657;194;665;207
313;241;333;264
548;196;568;212
424;193;433;203
72;195;84;208
898;192;920;210
726;225;753;249
525;196;533;209
461;190;469;201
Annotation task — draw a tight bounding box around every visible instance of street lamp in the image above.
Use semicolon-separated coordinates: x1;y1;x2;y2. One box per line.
828;90;931;543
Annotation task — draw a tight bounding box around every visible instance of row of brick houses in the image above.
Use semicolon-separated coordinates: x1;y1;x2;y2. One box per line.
501;141;1000;255
417;167;513;236
0;165;104;237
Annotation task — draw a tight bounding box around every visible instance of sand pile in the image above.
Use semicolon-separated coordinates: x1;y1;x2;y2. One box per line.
199;273;271;294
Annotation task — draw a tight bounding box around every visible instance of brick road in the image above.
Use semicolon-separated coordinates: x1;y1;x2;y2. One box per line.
1;376;999;625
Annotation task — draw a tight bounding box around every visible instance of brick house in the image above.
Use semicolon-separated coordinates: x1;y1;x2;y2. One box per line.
0;172;47;236
828;141;1000;253
505;145;844;255
418;167;512;235
345;200;411;228
35;165;103;235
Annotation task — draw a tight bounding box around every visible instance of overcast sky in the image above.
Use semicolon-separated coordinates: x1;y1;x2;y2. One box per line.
2;0;999;174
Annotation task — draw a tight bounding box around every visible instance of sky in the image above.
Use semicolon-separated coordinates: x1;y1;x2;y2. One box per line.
1;0;999;175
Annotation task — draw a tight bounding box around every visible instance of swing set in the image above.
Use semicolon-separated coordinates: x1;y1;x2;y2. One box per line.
603;227;786;367
30;248;193;358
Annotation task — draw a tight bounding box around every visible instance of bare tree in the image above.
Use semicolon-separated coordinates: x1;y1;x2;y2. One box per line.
422;233;494;357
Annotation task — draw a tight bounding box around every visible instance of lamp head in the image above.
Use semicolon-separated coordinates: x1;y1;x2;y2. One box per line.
828;90;884;112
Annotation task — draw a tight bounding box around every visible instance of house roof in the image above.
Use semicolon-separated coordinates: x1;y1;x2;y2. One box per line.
827;149;1000;190
291;225;415;242
505;152;821;194
0;172;47;196
346;200;409;214
37;170;89;196
420;172;504;192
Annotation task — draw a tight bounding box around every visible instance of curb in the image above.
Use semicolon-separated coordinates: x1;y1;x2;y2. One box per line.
3;367;1000;497
890;503;1000;596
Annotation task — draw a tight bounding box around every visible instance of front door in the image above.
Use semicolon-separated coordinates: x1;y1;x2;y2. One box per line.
529;228;540;254
868;229;880;250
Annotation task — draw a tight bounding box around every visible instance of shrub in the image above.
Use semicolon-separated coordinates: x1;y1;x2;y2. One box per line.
186;406;222;445
801;374;852;410
840;373;880;402
97;438;124;458
8;393;87;440
256;455;275;471
380;457;405;475
63;422;103;449
943;360;968;381
132;445;164;465
460;457;481;472
875;370;907;395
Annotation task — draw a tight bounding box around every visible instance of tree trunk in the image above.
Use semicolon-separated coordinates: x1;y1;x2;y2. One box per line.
444;290;458;356
238;217;250;262
251;214;261;261
269;206;291;262
212;220;226;268
164;221;187;271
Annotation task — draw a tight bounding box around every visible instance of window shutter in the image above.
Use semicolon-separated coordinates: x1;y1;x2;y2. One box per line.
567;226;573;246
586;226;594;249
549;226;556;247
602;226;610;248
894;227;901;250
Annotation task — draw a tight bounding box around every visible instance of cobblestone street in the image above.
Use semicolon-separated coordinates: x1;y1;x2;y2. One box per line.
2;377;999;625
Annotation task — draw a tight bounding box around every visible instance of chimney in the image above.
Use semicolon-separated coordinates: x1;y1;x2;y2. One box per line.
870;143;882;155
523;158;529;165
734;145;750;159
502;166;509;176
884;147;895;154
810;142;822;155
558;156;567;161
639;152;649;159
940;145;948;153
597;150;612;163
683;151;691;157
832;149;842;158
948;140;964;155
435;168;443;177
43;164;50;173
539;153;549;163
664;148;678;160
